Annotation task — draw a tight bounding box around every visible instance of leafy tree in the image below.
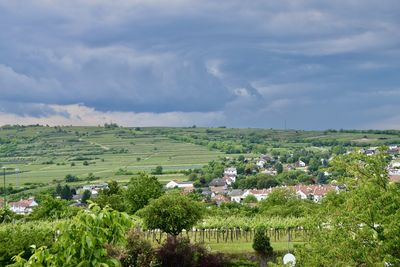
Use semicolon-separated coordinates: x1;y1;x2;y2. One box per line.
0;206;15;223
152;166;163;175
81;189;91;204
60;185;73;200
125;172;163;214
30;195;79;220
297;149;400;266
55;184;62;196
64;174;78;183
11;204;132;267
94;181;127;212
252;227;273;267
260;188;314;217
275;162;283;174
243;195;258;204
139;191;204;237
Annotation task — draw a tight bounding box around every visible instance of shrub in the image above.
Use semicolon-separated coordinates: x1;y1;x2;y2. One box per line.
0;221;54;265
156;236;227;267
121;229;155;267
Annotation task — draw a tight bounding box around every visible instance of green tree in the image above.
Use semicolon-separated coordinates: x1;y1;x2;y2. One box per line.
243;195;258;204
30;195;79;220
297;149;400;266
94;181;127;212
0;206;14;223
64;174;78;183
81;190;91;204
60;185;73;200
152;166;163;175
125;172;163;214
252;227;273;267
55;184;62;196
275;162;283;174
139;191;204;237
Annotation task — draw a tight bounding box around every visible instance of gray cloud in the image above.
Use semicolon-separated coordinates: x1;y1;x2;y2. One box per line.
0;0;399;129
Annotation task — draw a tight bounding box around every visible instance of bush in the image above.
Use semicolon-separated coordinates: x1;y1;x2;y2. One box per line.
121;229;155;267
157;236;227;267
0;221;54;265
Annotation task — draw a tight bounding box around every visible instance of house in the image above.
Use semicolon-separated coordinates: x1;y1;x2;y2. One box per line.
294;185;337;203
260;155;272;162
256;160;266;168
295;160;307;168
8;197;38;215
224;167;237;177
166;180;194;190
212;195;228;206
210;186;227;196
242;188;272;202
228;189;244;203
209;178;227;187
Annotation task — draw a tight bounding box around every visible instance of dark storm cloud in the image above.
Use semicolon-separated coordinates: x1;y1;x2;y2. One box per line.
0;0;399;129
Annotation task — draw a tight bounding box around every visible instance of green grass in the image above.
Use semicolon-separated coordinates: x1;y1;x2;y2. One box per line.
207;241;304;253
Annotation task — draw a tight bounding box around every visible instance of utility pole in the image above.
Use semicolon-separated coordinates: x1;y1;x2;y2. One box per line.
2;167;5;207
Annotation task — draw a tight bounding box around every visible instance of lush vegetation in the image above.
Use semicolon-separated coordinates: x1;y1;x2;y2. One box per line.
1;125;400;266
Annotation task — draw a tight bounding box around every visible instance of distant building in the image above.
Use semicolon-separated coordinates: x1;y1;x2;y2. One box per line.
8;197;38;215
166;180;194;190
295;160;307;168
228;189;244;203
224;167;237;177
294;184;338;203
256;160;266;168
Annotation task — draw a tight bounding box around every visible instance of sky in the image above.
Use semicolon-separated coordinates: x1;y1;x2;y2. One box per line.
0;0;399;130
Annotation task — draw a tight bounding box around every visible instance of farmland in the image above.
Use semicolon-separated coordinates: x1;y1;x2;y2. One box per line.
1;125;400;190
0;126;227;187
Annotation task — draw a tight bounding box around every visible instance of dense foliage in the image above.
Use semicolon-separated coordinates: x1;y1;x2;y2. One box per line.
10;203;132;267
139;191;204;236
296;151;400;266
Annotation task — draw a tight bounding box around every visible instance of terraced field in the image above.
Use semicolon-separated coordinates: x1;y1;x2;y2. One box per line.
0;126;224;186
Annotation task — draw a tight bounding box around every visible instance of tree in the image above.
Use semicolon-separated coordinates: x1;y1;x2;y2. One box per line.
64;174;78;183
139;191;204;237
81;189;91;204
60;185;73;200
125;172;163;214
275;162;283;174
55;183;62;196
252;227;273;267
297;149;400;266
30;195;79;220
152;166;163;175
94;181;127;212
243;195;258;204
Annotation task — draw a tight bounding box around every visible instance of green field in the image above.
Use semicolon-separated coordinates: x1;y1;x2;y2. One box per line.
0;126;226;187
1;125;399;190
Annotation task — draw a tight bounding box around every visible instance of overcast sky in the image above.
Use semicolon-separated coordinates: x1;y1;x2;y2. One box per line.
0;0;399;129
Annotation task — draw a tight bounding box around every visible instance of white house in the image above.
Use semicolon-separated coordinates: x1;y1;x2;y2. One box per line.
228;189;244;203
295;160;307;168
256;160;266;168
9;197;38;215
242;188;272;202
166;180;194;189
224;167;237;176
